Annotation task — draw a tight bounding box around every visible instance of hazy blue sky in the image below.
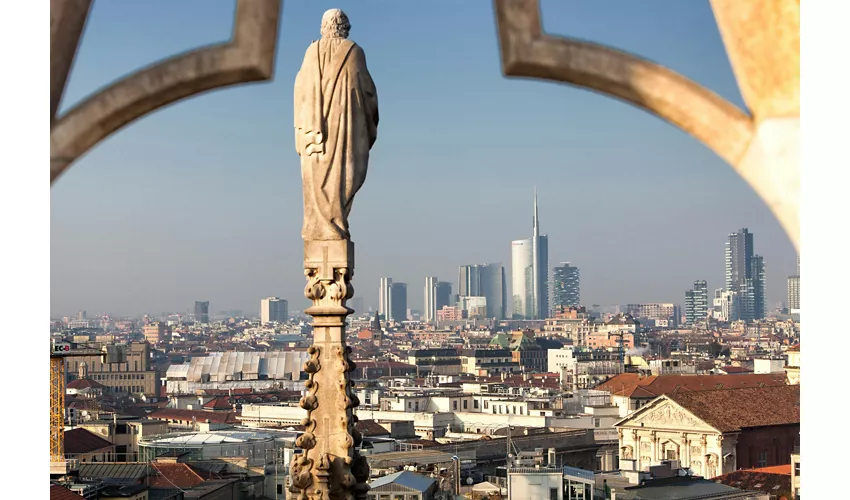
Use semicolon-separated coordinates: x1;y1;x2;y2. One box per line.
51;1;797;318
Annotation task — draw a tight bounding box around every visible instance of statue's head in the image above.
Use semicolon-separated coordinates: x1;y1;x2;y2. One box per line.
321;9;350;39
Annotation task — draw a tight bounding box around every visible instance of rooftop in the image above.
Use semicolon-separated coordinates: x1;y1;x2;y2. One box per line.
596;373;787;399
369;471;436;492
667;385;800;433
64;428;114;455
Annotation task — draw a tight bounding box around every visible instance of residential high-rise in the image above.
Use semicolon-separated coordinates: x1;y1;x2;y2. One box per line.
435;282;452;311
424;277;438;323
260;297;288;324
684;290;695;326
194;301;209;324
787;275;800;311
693;280;708;323
749;255;765;319
378;278;392;321
552;263;580;308
390;282;407;322
511;190;548;319
724;228;765;321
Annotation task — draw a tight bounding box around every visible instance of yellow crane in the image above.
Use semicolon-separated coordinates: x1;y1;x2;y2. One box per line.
50;341;125;474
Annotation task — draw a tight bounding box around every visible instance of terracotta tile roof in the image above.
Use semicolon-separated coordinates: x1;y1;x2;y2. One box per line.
747;464;792;475
50;484;86;500
714;467;793;499
667;385;800;433
66;378;104;390
149;462;206;489
64;428;115;455
355;419;390;437
148;408;239;425
202;396;232;410
596;373;787;398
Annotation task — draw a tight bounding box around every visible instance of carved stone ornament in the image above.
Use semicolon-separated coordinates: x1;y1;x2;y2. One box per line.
638;404;703;428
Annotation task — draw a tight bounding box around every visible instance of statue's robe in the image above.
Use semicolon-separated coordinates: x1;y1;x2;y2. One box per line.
294;37;379;241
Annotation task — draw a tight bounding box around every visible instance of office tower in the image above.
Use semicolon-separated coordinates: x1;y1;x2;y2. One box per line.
458;265;481;297
479;263;507;320
458;264;506;319
693;280;708;323
684;290;695;326
552;263;580;308
194;301;209;323
424;277;438;323
435;282;452;311
725;228;753;289
378;278;392;321
787;275;800;311
390;282;407;322
510;190;549;319
260;297;288;324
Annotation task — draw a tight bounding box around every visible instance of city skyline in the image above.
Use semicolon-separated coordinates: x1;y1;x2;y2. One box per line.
50;1;797;317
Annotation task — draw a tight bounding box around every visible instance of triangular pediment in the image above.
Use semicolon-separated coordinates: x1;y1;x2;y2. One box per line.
616;396;719;433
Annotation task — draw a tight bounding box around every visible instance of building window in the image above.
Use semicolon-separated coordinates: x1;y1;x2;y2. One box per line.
474;400;479;409
277;484;283;495
453;401;458;410
795;462;800;476
550;487;558;500
594;418;601;428
758;451;768;467
463;400;468;410
666;449;677;460
484;401;489;409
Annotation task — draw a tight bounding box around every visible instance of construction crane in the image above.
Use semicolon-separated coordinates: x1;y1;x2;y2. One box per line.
50;340;126;475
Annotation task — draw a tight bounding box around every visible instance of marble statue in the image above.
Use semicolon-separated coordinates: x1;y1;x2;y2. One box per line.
294;8;379;241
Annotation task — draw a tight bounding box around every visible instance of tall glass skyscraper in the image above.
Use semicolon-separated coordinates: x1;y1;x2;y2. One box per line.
552;263;580;308
511;190;548;319
457;264;506;319
435;282;452;311
424;277;438;323
378;277;392;321
390;282;407;322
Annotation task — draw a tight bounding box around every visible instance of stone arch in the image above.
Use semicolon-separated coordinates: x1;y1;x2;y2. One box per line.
494;0;799;250
49;0;282;184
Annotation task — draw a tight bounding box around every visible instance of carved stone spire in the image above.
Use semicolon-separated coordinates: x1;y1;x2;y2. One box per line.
289;241;369;500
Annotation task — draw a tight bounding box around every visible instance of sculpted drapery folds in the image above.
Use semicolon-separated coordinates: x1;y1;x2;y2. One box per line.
294;9;379;242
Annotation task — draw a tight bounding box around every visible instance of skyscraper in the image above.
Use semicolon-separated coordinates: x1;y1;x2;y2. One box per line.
378;278;392;321
435;282;452;311
724;228;765;321
390;282;407;322
424;277;438;323
693;280;708;322
458;264;506;319
260;297;288;324
479;264;507;320
511;190;548;319
787;275;800;311
194;301;209;324
684;290;695;326
552;263;580;308
458;265;481;297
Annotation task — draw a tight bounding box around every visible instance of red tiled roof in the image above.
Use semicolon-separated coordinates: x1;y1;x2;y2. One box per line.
66;378;104;390
355;419;390;437
148;408;239;425
596;373;787;398
714;467;793;499
149;462;206;489
50;485;86;500
667;385;800;433
202;396;232;410
719;365;754;374
64;428;114;455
